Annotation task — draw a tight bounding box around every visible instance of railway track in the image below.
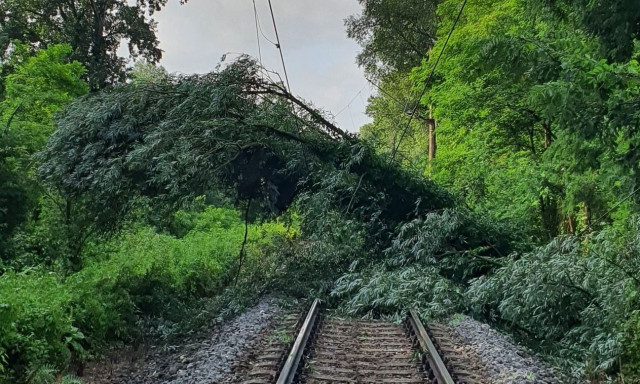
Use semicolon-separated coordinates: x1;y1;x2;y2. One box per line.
241;299;486;384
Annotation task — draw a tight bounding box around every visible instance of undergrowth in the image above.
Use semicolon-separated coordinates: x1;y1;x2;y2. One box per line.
287;166;640;379
0;206;290;383
467;217;640;378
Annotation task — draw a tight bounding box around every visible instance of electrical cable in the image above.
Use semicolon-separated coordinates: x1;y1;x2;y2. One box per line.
335;84;367;118
366;76;405;106
252;0;263;68
267;0;292;93
252;0;278;47
365;76;427;121
266;0;309;169
577;185;640;237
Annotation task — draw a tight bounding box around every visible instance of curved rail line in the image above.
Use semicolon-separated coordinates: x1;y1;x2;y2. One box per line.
273;300;461;384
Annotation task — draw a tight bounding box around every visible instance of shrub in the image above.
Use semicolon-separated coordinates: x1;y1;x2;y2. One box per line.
270;187;368;299
622;310;640;378
467;216;640;376
332;208;509;319
0;272;82;382
0;206;289;382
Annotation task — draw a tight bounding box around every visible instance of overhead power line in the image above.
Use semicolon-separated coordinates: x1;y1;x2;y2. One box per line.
252;0;263;68
252;0;278;47
265;0;309;168
365;76;432;123
267;0;293;93
389;0;468;164
335;84;367;118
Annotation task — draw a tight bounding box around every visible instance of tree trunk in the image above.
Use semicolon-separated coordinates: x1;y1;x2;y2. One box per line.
65;198;72;226
427;104;436;176
540;122;557;236
234;199;252;287
89;1;107;91
544;122;552;149
539;195;558;239
567;215;575;234
529;126;536;154
583;204;591;230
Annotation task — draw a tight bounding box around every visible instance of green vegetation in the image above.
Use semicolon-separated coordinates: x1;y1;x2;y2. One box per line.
1;0;639;382
1;206;289;382
0;0;178;90
467;219;640;374
0;44;88;256
356;0;640;378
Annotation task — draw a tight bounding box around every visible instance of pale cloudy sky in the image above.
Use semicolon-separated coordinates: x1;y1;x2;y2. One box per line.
151;0;373;132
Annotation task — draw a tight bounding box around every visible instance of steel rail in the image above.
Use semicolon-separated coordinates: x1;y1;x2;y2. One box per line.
276;298;320;384
408;309;455;384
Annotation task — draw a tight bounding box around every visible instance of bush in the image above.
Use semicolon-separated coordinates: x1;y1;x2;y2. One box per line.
622;310;640;378
0;206;289;382
258;181;372;301
467;216;640;376
0;272;79;381
332;208;510;319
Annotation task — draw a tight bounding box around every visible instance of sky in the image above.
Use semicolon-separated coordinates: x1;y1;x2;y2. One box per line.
151;0;373;132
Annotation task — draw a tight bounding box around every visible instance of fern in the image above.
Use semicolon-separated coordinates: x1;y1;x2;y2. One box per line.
60;375;83;384
27;365;56;384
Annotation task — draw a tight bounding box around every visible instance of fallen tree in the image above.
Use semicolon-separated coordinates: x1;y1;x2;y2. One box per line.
39;57;517;312
39;58;460;237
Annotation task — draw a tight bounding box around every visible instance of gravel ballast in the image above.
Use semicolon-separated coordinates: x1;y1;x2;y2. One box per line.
83;302;566;384
82;297;283;384
450;315;561;384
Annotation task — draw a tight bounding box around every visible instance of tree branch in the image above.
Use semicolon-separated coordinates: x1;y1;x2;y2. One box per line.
252;85;351;140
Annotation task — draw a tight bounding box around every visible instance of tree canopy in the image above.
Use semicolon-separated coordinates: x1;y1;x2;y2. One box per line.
0;0;180;90
0;43;87;254
345;0;439;78
38;58;456;237
2;0;640;380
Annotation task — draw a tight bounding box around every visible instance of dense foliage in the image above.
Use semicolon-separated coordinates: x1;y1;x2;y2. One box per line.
1;0;640;381
467;220;640;375
2;48;499;381
37;58;459;242
0;0;182;90
1;206;290;382
345;0;438;78
0;44;88;262
354;0;640;378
